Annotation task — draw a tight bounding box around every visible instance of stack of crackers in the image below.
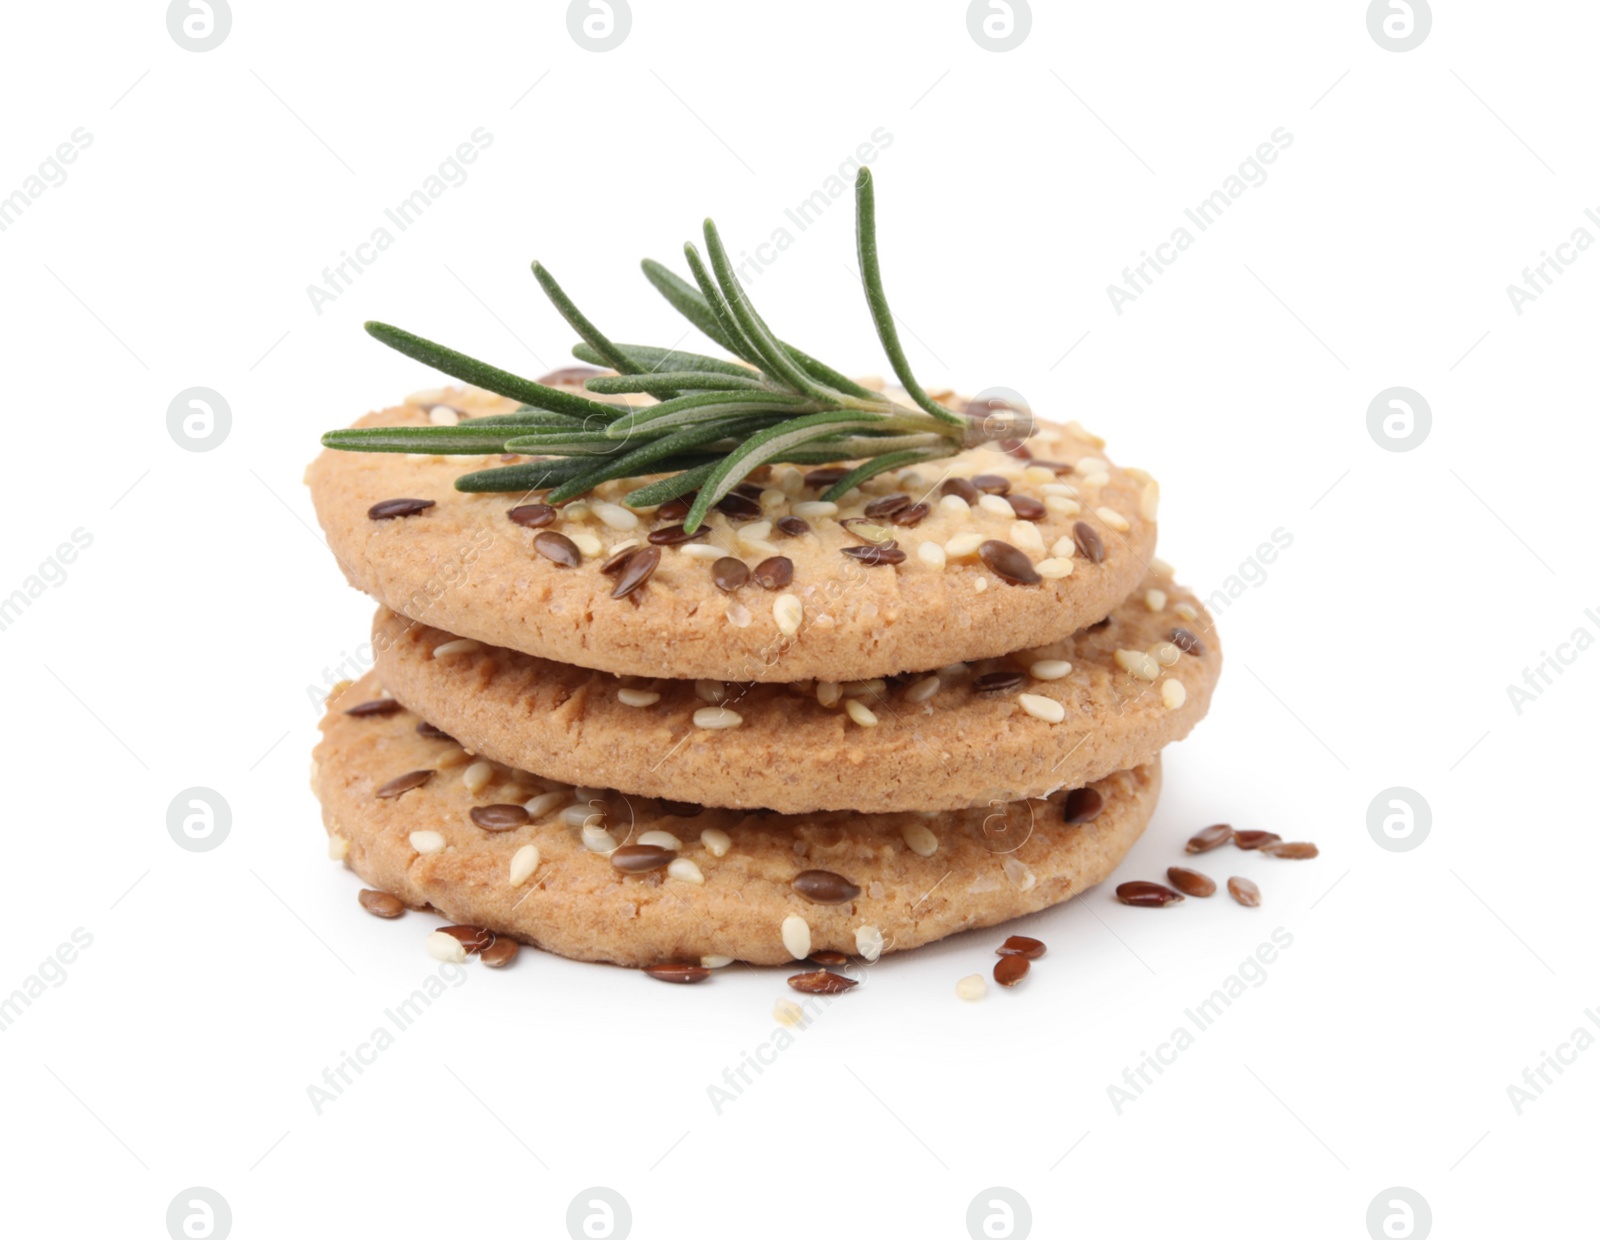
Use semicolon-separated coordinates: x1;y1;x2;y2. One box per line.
306;380;1221;975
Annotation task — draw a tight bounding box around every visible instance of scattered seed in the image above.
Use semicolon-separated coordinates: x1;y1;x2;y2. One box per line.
1006;495;1046;521
368;498;435;520
532;531;581;567
1029;659;1072;681
376;769;434;798
901;822;938;857
660;800;704;818
667;857;705;884
1169;627;1207;656
693;706;743;729
568;531;603;557
844;699;878;727
809;950;850;967
1228;876;1262;907
1096;506;1131;532
773;594;803;637
1072;520;1105;563
788;970;858;995
842;544;906;566
658;494;695;521
774;998;805;1024
1234;830;1282;851
416;720;454;740
701;955;734;969
752;556;794;589
1166;867;1217;897
508;503;557;528
804;466;848;489
611;845;674;873
839;518;896;546
432;638;480;658
711;557;749;592
648;524;698;547
781;914;812;960
956;974;987;1001
1261;842;1320;859
1115;881;1185;908
978;539;1042;585
358;889;405;918
1062;787;1104;823
599;545;639;574
509;844;540;886
972;473;1011;495
611;546;661;599
890;502;930;528
440;925;495;953
479;937;520;968
1018;693;1065;723
1186;824;1233;853
904;674;942;703
409;830;446;855
471;804;530;831
1114;649;1160;681
978;493;1015;518
792;869;862;904
993;955;1030;987
777;515;810;536
973;671;1024;694
940;477;980;505
581;824;618;853
645;962;711;984
345;699;402;718
1162;680;1187;710
701;827;732;857
855;925;885;962
425;930;466;962
715;492;763;519
462;761;495;795
618;688;660;707
636;830;682;850
864;493;912;518
997;935;1046;959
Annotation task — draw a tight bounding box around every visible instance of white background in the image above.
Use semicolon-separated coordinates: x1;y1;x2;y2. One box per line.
2;2;1595;1237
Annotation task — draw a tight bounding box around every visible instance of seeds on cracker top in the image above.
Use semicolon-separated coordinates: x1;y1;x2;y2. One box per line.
864;493;912;518
1168;627;1206;656
611;546;660;599
470;804;530;831
508;503;557;528
376;769;434;798
842;544;906;567
532;530;581;567
611;844;674;873
978;539;1041;585
1072;520;1105;563
416;720;454;740
752;556;793;589
776;515;810;536
1115;880;1184;908
792;870;862;904
367;497;435;520
711;558;749;592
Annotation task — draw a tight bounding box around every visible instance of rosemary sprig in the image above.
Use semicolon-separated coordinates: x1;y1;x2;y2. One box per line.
321;168;970;533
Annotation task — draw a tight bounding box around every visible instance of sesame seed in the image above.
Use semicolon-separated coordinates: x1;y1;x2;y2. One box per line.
1050;535;1077;558
1002;857;1037;891
432;638;480;658
1077;456;1108;474
974;578;989;592
1114;649;1160;681
425;930;467;962
1036;557;1075;579
725;601;752;628
773;594;803;637
462;761;494;795
955;974;987;1001
509;844;540;886
694;706;743;729
637;830;682;850
701;827;732;857
680;543;724;561
695;679;727;704
855;925;885;962
901;822;938;857
702;954;734;969
945;531;984;558
1009;521;1045;552
937;493;971;518
904;674;942;703
1140;480;1160;521
844;699;878;727
1145;588;1168;612
1029;659;1072;681
816;681;843;708
774;998;805;1027
1095;506;1130;532
737;520;773;546
1018;693;1066;723
562;502;593;523
1162;679;1187;710
409;830;446;855
667;857;705;885
792;500;838;518
618;688;660;707
781;915;812;960
1044;495;1081;517
1023;465;1057;484
563;802;604;828
1039;482;1079;499
918;541;947;570
1150;641;1181;667
977;493;1014;518
581;823;618;853
1151;557;1175;578
842;678;886;698
524;790;569;818
328;833;349;860
427;405;460;426
1174;601;1199;622
591;501;639;531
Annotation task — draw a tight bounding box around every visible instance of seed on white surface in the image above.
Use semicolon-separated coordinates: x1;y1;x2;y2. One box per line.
956;974;987;1001
701;827;732;857
694;706;743;730
781;915;812;960
1029;659;1072;681
1018;693;1066;723
855;925;885;962
637;830;682;850
509;844;540;886
425;930;466;962
618;688;660;707
901;822;938;857
409;830;446;855
1162;679;1187;710
774;998;805;1026
773;594;803;637
432;638;480;658
844;700;878;728
667;857;704;885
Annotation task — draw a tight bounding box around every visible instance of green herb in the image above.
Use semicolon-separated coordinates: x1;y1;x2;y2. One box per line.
320;168;973;533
